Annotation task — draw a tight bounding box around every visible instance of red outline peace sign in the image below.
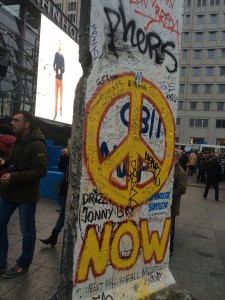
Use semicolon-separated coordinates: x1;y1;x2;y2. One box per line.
84;73;175;207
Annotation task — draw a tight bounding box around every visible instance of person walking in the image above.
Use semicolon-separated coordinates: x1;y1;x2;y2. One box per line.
0;111;48;278
170;149;187;255
179;151;188;171
196;155;206;183
187;151;197;176
203;156;222;203
40;139;70;247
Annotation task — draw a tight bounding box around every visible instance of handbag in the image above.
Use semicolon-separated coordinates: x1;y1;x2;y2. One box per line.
55;178;68;196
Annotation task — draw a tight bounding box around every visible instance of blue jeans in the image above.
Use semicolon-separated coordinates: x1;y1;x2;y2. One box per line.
0;198;37;268
54;196;66;232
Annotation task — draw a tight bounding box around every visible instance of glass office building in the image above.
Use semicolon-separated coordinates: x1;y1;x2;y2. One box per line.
177;0;225;145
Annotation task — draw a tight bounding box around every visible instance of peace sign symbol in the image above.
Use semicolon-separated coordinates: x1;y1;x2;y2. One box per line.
84;73;175;207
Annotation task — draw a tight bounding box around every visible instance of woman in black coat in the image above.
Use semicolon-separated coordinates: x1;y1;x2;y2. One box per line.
40;139;70;246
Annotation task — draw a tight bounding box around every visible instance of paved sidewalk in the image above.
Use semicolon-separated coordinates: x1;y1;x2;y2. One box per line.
0;176;225;299
170;175;225;300
0;199;61;300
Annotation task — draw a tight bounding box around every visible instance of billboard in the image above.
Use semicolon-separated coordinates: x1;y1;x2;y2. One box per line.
35;14;82;124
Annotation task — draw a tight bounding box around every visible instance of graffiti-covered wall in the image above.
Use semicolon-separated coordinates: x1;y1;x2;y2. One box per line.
72;1;184;299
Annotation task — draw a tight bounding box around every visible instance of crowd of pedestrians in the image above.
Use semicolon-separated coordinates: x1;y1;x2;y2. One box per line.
178;148;223;202
170;147;223;255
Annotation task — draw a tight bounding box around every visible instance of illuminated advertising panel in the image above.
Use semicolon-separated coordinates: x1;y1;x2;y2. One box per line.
35;14;82;124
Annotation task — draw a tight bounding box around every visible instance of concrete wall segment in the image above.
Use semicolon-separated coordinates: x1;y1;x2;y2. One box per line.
54;1;184;299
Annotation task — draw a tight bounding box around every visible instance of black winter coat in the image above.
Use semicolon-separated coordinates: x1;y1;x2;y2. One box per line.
0;128;48;203
206;159;221;184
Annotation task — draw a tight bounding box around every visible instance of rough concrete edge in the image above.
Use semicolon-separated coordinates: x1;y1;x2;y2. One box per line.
49;0;92;299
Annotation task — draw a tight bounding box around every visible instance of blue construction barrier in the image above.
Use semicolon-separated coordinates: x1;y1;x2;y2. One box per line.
40;144;63;200
46;139;54;146
40;170;64;200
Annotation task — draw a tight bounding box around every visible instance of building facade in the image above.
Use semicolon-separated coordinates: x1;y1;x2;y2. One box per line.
52;0;80;29
177;0;225;145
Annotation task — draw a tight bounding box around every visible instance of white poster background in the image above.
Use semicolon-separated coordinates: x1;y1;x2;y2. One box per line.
35;14;82;124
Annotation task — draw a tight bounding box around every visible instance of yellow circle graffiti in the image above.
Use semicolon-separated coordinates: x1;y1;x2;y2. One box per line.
84;73;175;207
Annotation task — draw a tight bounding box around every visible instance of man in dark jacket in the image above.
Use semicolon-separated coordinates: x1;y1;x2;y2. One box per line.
170;149;187;255
203;156;222;202
0;111;48;278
